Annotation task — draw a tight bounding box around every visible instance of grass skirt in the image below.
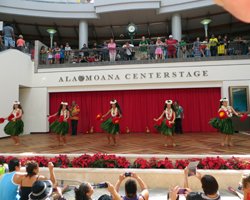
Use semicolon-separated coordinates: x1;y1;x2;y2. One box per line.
4;120;24;136
50;120;69;135
154;119;174;136
209;117;234;135
101;118;119;135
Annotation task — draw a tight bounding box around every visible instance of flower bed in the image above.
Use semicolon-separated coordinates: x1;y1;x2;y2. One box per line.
1;153;250;169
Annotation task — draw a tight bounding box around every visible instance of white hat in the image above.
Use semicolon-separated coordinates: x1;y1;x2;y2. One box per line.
169;35;173;38
220;97;229;102
165;100;173;104
110;100;117;104
13;101;20;105
61;102;68;105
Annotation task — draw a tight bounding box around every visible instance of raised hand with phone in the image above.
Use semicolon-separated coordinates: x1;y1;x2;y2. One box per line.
115;172;149;200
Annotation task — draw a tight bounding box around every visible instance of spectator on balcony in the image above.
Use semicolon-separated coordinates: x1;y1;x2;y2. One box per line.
40;46;47;64
3;23;15;49
155;37;164;60
123;41;134;60
201;38;211;57
166;35;178;58
81;43;89;57
179;39;187;58
75;181;121;200
0;158;24;200
209;34;218;56
139;36;149;60
19;161;56;200
59;45;65;64
243;175;250;200
193;37;203;57
115;172;149;200
217;35;225;56
148;40;156;60
184;168;221;200
65;42;71;61
108;38;117;62
54;46;61;64
101;41;109;61
223;35;229;55
47;48;53;64
16;35;26;52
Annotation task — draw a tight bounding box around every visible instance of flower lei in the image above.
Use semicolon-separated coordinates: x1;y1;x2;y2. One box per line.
61;109;68;119
111;107;118;117
165;108;173;120
220;105;233;117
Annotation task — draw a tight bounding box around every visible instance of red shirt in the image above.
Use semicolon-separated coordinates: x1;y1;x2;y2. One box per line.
166;39;178;51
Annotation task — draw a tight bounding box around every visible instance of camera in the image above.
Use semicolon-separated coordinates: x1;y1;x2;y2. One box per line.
177;188;187;194
125;172;131;177
94;182;108;188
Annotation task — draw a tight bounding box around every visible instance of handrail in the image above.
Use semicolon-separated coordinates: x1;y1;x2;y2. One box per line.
23;0;93;4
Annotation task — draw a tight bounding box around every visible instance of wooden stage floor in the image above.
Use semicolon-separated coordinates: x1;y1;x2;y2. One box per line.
0;132;249;155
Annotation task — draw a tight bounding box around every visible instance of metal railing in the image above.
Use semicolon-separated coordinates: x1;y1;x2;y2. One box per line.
37;40;250;66
23;0;93;3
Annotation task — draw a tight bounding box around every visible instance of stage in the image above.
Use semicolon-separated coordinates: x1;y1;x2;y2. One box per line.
0;132;249;155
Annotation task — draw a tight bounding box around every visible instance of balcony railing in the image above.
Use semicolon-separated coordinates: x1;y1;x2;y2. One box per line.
23;0;93;4
37;40;250;68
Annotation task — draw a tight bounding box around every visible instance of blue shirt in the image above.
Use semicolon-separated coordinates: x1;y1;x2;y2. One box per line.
0;171;19;200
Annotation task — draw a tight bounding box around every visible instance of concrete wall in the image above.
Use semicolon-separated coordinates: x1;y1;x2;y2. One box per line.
0;50;250;138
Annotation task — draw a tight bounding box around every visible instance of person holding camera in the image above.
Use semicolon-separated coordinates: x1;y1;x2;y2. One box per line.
115;172;149;200
75;181;121;200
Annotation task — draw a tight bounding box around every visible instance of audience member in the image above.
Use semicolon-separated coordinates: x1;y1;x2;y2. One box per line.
209;34;218;56
29;180;53;200
108;38;117;62
16;35;26;52
193;37;203;57
40;46;47;64
60;45;65;64
75;181;121;200
139;36;149;60
155;37;164;60
19;161;56;200
148;40;156;60
0;158;24;200
166;35;178;58
115;172;149;200
242;174;250;200
3;23;15;49
217;35;225;56
179;39;187;58
123;41;134;60
184;168;221;200
65;42;72;61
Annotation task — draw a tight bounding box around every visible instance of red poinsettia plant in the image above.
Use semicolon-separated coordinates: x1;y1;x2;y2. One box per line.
0;154;250;169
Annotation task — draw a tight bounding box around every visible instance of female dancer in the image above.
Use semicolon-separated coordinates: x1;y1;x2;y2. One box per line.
101;99;122;145
210;97;241;146
4;101;24;145
154;100;176;147
50;102;70;145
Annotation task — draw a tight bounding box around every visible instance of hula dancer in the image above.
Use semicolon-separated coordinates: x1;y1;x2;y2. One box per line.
101;99;122;145
4;101;24;145
50;102;70;145
154;100;176;147
210;97;241;147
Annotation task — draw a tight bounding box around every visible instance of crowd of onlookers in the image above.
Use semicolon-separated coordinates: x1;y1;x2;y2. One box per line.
0;158;250;200
39;34;250;65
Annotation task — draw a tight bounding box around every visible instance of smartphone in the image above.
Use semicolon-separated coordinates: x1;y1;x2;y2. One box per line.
187;161;199;177
96;182;108;188
125;172;131;177
177;188;187;194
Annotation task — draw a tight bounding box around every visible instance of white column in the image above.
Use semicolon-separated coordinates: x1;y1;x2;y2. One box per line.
171;13;182;41
79;20;88;49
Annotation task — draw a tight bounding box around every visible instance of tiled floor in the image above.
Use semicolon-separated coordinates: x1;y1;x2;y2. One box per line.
0;132;249;155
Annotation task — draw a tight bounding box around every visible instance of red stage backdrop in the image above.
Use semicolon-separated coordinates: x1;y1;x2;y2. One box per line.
49;88;220;133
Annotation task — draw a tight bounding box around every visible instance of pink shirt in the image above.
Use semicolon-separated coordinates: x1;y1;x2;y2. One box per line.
108;42;116;54
17;38;25;47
